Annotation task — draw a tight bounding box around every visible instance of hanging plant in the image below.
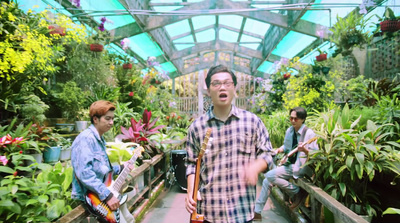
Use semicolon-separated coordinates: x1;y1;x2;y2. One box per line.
122;63;132;69
89;43;103;52
379;7;400;33
48;25;66;36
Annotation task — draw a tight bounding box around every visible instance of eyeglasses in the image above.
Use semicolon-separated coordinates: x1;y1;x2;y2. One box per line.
210;81;234;88
289;116;299;121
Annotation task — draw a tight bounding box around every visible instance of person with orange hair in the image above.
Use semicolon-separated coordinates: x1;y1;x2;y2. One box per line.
71;100;135;223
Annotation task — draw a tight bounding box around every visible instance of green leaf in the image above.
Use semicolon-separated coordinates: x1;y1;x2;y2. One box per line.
355;153;365;165
383;208;400;215
0;200;14;207
338;183;346;197
47;199;65;220
26;199;39;206
355;164;363;179
11;185;18;194
0;166;15;174
38;195;49;203
346;156;354;168
337;165;347;176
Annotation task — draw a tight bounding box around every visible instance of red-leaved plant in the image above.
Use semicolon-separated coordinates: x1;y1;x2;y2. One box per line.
116;109;166;159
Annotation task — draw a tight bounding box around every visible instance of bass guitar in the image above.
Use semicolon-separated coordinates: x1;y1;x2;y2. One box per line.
85;146;144;223
190;128;212;223
278;137;318;166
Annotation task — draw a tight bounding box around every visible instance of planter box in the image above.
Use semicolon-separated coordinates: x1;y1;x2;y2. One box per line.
60;148;72;161
43;146;61;163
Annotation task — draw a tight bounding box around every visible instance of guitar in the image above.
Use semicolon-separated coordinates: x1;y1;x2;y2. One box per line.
85;146;144;223
278;137;318;166
190;128;213;223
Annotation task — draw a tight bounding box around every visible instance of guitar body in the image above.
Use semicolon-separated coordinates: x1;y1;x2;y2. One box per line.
83;147;144;223
190;215;204;223
85;172;125;223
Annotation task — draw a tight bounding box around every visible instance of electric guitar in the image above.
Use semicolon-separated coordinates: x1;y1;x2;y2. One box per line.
190;128;213;223
85;147;144;223
278;137;318;166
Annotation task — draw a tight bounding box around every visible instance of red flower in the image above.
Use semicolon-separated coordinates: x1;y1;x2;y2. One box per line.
177;116;181;119
283;73;291;80
13;171;17;177
129;92;134;97
19;150;22;154
166;116;170;120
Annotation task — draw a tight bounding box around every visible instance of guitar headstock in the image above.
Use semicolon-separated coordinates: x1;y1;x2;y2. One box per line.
130;146;144;162
306;137;318;144
199;128;212;157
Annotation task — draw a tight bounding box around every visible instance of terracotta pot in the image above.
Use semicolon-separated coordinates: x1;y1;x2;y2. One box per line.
48;25;66;36
316;53;327;61
90;43;103;52
123;63;132;69
380;20;400;32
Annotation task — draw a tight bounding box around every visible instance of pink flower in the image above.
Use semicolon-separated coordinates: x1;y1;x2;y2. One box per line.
0;156;8;166
129;92;134;97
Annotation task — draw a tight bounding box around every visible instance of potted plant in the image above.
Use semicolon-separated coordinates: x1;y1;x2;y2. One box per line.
306;105;400;218
329;12;373;57
316;48;328;61
89;17;110;52
379;7;400;33
75;108;90;132
59;137;72;161
42;132;63;163
116;109;166;160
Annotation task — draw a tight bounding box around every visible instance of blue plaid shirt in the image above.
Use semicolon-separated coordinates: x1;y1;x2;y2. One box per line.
186;105;274;223
71;125;121;201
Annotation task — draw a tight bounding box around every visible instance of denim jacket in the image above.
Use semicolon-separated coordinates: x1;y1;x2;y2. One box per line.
71;125;121;201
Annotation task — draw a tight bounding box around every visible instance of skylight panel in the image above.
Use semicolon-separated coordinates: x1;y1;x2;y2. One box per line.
196;29;215;43
192;16;216;30
128;33;164;60
239;34;262;50
173;36;195;50
219;29;239;42
257;61;274;73
243;19;270;36
272;31;317;59
219;15;244;30
165;20;191;37
159;62;178;74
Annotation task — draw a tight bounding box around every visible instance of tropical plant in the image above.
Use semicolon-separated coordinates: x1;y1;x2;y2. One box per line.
306;104;400;216
52;81;86;120
116;109;166;159
329;11;374;57
258;110;290;148
86;84;120;106
0;153;75;222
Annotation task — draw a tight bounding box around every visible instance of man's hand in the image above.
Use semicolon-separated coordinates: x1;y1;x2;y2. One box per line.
185;191;201;214
243;159;268;185
275;147;284;154
297;142;309;155
106;196;120;211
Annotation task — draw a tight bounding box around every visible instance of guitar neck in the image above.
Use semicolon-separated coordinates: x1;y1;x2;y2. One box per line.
112;150;141;192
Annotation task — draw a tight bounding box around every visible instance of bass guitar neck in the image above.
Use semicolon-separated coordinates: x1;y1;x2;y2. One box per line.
190;128;212;223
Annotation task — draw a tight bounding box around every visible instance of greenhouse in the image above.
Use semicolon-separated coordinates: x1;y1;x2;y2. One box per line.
0;0;399;222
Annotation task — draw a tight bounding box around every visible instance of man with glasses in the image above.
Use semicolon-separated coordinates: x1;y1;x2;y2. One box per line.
184;65;275;223
253;107;318;221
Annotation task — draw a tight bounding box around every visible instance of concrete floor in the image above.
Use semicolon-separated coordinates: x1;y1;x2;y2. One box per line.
141;181;292;223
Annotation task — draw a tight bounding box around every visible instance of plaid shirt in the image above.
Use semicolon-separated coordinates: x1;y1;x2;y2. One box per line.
186;105;274;223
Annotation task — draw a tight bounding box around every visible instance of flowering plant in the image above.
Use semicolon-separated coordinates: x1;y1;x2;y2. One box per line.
89;17;111;45
116;109;166;159
120;38;135;64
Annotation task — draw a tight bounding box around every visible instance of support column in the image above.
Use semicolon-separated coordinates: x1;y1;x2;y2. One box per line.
198;70;204;116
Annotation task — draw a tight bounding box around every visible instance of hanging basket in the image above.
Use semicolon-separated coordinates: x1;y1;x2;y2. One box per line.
48;25;66;36
316;54;327;62
380;20;400;32
90;43;104;52
122;63;132;69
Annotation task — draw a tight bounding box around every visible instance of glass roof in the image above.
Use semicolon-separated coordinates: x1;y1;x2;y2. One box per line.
17;0;399;79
